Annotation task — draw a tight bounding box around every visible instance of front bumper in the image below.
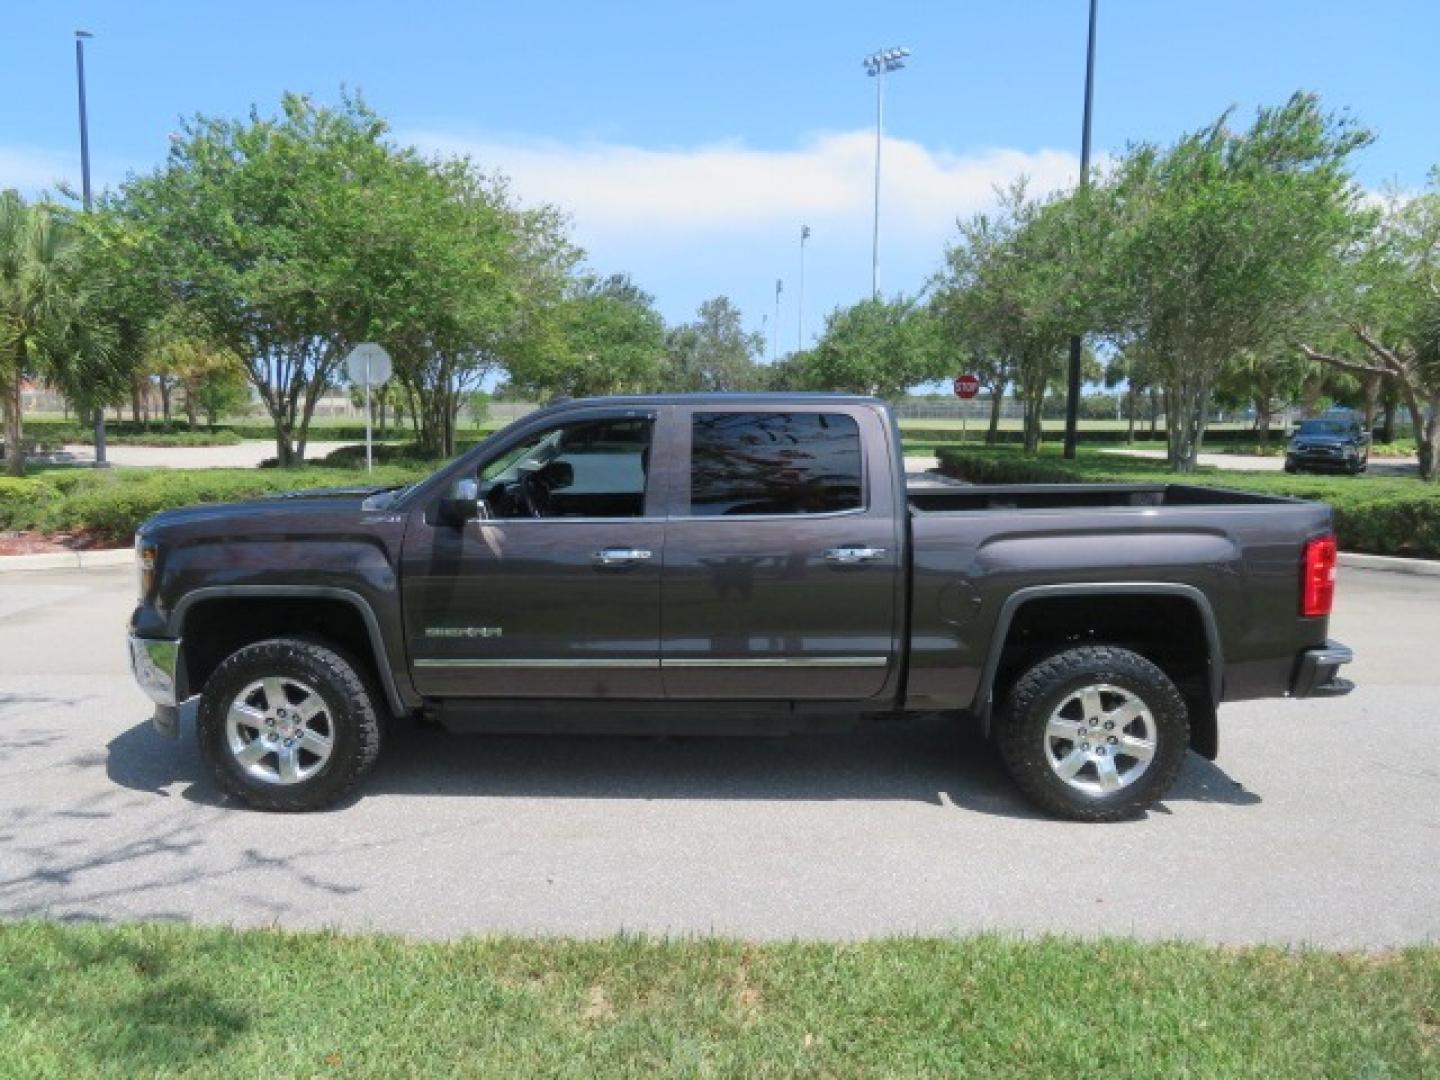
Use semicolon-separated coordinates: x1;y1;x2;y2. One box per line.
129;633;182;707
1287;449;1356;470
1291;640;1354;698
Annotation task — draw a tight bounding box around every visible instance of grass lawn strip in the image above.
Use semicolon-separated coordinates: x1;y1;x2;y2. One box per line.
0;923;1435;1077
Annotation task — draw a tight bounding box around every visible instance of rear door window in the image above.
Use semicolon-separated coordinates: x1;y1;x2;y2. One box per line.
689;411;863;516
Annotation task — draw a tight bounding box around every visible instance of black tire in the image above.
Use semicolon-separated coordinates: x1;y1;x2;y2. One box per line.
1283;461;1299;474
997;646;1189;823
198;637;382;812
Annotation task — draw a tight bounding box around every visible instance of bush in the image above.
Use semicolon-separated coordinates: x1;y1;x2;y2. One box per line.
935;445;1440;559
0;465;430;544
19;420;243;447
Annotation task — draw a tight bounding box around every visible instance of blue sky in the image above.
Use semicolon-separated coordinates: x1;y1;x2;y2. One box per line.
5;1;1437;356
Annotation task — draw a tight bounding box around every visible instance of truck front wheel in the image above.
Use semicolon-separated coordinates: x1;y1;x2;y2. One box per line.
998;646;1189;822
197;638;382;812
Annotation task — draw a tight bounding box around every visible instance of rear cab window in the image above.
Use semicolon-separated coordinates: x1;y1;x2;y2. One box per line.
689;411;864;516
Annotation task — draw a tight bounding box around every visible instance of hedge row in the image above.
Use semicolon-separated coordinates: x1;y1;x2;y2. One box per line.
20;420;243;447
21;418;502;443
935;446;1440;560
0;465;428;544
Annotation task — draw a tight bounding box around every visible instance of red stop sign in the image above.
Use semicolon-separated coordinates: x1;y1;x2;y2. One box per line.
953;373;981;399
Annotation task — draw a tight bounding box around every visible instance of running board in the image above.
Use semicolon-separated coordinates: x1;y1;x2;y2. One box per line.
432;699;899;737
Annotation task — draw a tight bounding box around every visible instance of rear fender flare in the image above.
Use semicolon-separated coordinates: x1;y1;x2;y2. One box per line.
974;582;1223;740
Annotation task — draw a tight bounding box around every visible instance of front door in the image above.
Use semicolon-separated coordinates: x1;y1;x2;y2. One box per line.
659;405;902;701
402;408;666;698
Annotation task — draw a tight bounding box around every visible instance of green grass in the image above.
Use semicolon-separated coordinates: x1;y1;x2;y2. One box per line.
935;444;1440;559
0;923;1434;1078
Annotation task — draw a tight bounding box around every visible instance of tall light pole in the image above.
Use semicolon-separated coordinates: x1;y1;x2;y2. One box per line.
74;29;107;467
772;278;784;361
797;225;810;353
863;46;909;300
1062;0;1098;460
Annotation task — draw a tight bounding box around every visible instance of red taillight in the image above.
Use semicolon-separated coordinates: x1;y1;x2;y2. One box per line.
1301;533;1338;617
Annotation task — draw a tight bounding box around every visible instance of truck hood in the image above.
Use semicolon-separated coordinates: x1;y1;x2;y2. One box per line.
139;486;395;539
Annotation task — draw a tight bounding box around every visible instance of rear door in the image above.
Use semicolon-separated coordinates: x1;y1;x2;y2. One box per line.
658;403;902;701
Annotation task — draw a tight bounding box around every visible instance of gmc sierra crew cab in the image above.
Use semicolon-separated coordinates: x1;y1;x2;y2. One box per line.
129;394;1354;821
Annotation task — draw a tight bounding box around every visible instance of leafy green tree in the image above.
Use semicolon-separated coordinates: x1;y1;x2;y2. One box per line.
1096;93;1372;471
119;93;441;465
662;296;764;392
1301;175;1440;479
1214;347;1311;444
807;295;945;401
378;160;576;455
508;273;666;400
935;184;1093;454
0;191;115;476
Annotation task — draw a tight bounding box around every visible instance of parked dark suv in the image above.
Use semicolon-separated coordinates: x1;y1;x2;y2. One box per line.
1284;417;1370;475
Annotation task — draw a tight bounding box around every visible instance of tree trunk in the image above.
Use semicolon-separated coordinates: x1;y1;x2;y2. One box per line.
184;393;198;431
1380;398;1397;443
1414;397;1439;482
1149;388;1160;437
1361;373;1382;437
4;370;24;478
986;386;1003;446
1254;393;1272;445
131;378;143;424
159;381;172;424
1022;397;1042;456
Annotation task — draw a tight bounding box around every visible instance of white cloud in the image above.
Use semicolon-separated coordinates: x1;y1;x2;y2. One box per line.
404;128;1080;242
0;145;77;194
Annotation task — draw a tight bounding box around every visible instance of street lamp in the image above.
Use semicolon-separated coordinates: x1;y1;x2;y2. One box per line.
772;278;784;362
1062;0;1098;460
862;46;909;300
74;29;108;467
798;225;811;352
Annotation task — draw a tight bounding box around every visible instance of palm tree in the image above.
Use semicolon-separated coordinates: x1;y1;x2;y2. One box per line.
0;190;108;477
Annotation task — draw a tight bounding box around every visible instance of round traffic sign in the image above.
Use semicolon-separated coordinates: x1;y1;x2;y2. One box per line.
345;342;393;386
953;373;981;400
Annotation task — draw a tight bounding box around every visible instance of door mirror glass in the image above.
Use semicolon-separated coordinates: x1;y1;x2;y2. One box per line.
436;476;480;525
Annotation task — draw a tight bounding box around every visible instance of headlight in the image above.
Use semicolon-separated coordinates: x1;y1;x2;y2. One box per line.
135;534;157;600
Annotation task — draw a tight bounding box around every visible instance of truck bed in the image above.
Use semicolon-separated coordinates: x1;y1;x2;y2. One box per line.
907;482;1290;514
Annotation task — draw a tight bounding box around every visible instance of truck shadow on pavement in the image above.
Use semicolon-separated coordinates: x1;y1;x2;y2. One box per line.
105;711;1261;820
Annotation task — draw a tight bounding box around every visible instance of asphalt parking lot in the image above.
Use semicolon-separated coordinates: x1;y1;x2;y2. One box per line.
0;563;1435;947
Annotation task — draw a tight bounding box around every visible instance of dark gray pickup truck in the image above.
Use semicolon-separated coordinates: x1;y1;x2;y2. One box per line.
129;394;1353;820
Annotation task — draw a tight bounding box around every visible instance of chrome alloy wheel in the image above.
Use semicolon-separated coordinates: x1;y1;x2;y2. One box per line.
1043;683;1158;796
225;677;335;786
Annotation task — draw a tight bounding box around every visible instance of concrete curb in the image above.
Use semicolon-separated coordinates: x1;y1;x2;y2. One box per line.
1339;552;1440;577
0;548;131;572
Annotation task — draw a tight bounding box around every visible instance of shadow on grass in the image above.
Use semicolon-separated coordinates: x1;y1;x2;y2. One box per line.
0;926;248;1070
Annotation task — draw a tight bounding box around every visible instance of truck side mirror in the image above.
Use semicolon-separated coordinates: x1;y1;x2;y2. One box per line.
436;477;481;526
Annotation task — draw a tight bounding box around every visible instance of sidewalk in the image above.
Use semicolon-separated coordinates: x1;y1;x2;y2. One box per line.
56;440;359;469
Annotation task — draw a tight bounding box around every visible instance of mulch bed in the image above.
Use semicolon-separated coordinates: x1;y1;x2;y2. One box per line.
0;531;109;556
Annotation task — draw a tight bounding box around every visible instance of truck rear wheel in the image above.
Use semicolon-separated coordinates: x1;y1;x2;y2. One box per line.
998;646;1189;822
197;638;382;812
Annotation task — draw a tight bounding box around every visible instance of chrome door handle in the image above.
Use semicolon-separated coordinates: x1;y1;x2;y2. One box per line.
593;547;653;566
824;546;887;564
